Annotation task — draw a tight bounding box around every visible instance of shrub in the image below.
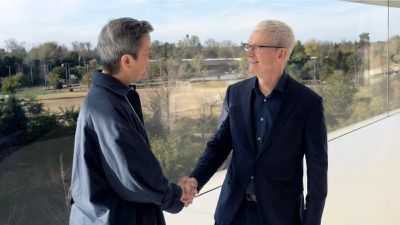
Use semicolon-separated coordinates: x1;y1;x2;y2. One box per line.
27;113;58;141
0;96;28;135
58;106;79;127
1;75;22;94
48;72;62;90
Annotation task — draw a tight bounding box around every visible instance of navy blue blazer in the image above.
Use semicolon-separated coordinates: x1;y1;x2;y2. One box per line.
191;74;328;225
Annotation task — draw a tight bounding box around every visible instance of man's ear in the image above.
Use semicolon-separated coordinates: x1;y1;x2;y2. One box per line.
120;54;133;69
278;48;288;61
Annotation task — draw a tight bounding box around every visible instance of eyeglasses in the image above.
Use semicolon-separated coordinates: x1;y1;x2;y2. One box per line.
241;43;284;52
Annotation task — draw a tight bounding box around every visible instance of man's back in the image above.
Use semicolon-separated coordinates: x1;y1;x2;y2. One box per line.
70;72;183;225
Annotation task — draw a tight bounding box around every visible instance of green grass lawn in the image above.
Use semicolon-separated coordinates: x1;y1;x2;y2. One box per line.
1;88;65;99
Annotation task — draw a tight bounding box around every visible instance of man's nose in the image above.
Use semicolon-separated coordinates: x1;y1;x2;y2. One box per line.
246;49;255;57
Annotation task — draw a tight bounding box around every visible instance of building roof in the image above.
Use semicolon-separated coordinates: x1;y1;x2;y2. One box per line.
345;0;400;8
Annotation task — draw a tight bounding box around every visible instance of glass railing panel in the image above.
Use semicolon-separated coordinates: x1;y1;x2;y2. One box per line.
1;1;400;225
389;2;400;112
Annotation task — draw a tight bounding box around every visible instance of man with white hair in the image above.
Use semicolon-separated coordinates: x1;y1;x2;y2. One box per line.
187;19;328;225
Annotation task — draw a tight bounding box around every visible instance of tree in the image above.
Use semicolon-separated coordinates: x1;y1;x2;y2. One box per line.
147;61;161;80
58;106;79;127
348;87;384;124
88;59;99;73
4;39;27;60
239;55;249;78
177;63;193;79
70;66;86;80
1;74;23;94
197;99;219;142
191;54;204;77
15;72;29;87
304;39;322;57
71;41;95;65
151;41;177;60
143;96;166;138
203;38;219;58
81;72;92;89
218;40;240;58
176;35;202;58
164;58;180;81
288;41;309;65
0;48;5;59
51;66;66;87
151;133;196;181
321;70;355;117
23;96;44;118
28;42;68;65
67;51;81;66
48;72;62;89
287;41;309;79
389;35;400;59
0;96;28;135
359;33;370;48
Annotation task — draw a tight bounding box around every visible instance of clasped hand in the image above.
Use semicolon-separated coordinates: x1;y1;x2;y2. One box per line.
177;176;198;207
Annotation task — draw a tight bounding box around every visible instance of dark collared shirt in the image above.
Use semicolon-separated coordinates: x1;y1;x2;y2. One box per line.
246;72;288;196
252;73;287;152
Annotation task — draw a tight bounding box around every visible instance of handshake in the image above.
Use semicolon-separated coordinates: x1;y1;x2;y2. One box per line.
177;177;198;207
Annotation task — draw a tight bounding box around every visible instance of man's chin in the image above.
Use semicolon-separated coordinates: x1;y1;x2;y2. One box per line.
248;68;257;75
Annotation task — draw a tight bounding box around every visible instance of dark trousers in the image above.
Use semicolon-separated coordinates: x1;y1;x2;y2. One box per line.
229;198;261;225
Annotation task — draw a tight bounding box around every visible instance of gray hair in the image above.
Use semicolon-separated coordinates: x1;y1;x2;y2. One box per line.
253;20;295;61
97;18;153;74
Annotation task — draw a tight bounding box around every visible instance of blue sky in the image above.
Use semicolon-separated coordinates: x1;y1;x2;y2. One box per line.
0;0;399;50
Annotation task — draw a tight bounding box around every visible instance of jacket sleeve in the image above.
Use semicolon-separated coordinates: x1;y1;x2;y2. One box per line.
303;97;328;225
190;86;233;190
88;108;183;214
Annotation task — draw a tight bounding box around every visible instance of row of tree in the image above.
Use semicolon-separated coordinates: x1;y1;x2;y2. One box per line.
0;36;244;86
0;40;96;77
1;33;400;181
2;33;400;130
143;32;400;134
3;33;399;85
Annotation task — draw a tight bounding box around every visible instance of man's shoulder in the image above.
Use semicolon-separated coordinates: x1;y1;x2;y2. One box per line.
228;76;256;90
86;84;121;105
287;75;321;101
80;85;124;121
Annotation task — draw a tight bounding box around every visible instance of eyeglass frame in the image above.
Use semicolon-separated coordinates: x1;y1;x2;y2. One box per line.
241;42;285;52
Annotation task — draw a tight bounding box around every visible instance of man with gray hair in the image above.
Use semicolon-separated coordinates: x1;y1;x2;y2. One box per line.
187;19;328;225
69;17;196;225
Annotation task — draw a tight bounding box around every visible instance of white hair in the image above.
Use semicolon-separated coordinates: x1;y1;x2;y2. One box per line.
253;20;295;61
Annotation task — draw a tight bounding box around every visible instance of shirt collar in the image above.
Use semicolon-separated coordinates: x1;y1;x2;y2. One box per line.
92;71;135;96
253;71;288;96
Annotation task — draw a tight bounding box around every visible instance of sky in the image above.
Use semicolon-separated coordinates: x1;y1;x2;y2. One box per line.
0;0;399;50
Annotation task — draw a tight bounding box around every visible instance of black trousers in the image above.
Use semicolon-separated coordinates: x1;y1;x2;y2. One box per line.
229;198;261;225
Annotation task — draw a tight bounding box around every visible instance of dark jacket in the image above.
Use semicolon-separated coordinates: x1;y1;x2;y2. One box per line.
191;74;328;225
69;72;183;225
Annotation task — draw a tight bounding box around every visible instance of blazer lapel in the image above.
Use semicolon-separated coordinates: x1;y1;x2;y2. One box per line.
257;76;302;158
242;77;256;152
